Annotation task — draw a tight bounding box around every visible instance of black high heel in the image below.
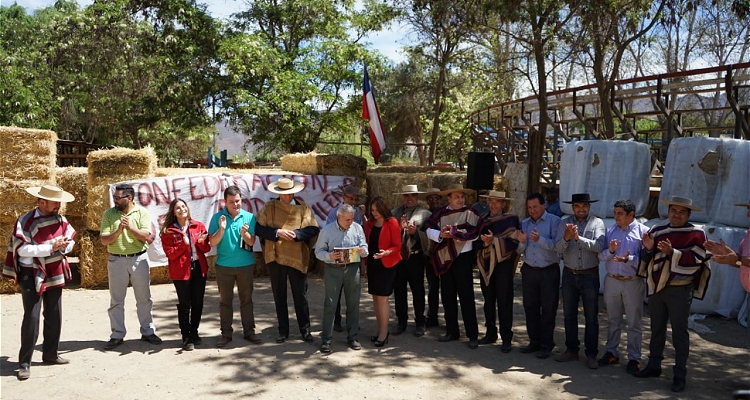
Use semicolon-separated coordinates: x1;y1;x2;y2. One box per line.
370;335;378;342
374;332;389;347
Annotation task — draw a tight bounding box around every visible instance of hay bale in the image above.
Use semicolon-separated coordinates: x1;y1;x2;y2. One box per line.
0;179;48;224
366;173;432;211
66;215;86;258
86;147;157;230
0;223;17;294
0;126;57;181
149;265;171;285
281;152;367;183
368;165;456;174
78;230;109;288
56;167;88;217
280;152;319;176
0;278;17;294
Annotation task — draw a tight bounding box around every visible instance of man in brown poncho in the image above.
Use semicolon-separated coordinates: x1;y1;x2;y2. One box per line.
255;178;320;344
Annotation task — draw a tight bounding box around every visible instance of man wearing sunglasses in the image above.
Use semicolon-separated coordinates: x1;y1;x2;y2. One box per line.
100;184;160;351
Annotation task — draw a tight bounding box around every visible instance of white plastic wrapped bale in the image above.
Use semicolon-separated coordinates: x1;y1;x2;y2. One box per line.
641;219;746;318
559;140;650;218
660;137;750;228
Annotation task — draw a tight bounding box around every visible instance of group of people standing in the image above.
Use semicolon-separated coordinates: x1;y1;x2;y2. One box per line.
4;178;748;396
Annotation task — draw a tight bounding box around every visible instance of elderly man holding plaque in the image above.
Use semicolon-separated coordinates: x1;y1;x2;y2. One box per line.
255;177;320;344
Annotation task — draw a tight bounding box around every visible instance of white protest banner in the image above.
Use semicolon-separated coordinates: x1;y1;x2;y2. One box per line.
108;173;354;267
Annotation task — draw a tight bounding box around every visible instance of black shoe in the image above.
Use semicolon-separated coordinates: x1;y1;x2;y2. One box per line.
42;356;70;365
182;338;194;351
438;334;459;342
303;333;314;343
671;377;686;392
468;340;479;350
392;324;407;336
425;319;439;328
519;344;540;354
348;339;362;350
190;333;202;346
141;334;163;345
104;338;124;350
536;349;552;359
598;351;619;366
374;333;389;348
276;335;288;343
320;342;332;354
501;342;512;353
626;360;640;375
17;364;29;381
634;365;662;378
333;323;344;332
414;325;426;337
370;335;379;342
478;335;498;345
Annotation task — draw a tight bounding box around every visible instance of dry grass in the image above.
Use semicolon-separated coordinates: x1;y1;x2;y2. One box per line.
281;153;367;186
56;167;88;217
0;126;57;181
0;222;17;294
0;179;49;224
78;230;109;288
86;147;157;230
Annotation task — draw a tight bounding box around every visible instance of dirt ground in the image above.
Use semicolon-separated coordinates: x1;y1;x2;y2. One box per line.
1;273;748;400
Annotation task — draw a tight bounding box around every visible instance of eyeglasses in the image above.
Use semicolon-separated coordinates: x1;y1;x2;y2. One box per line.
113;195;130;200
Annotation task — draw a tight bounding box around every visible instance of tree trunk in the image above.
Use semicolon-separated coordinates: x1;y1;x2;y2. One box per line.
428;64;446;166
528;39;548;196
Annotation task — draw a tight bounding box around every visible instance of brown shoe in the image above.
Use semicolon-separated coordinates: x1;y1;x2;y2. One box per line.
555;351;579;362
244;333;262;344
587;356;599;369
216;335;233;348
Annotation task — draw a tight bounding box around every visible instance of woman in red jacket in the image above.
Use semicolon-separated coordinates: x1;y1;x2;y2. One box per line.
160;198;211;351
364;196;402;347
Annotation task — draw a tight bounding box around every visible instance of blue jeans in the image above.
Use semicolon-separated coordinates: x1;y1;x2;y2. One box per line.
561;268;600;357
322;263;361;343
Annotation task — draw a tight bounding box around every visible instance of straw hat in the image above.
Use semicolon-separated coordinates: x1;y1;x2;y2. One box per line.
26;184;75;202
421;187;441;198
480;190;511;200
563;193;599;204
659;195;702;211
437;184;474;197
268;177;305;194
393;184;424;195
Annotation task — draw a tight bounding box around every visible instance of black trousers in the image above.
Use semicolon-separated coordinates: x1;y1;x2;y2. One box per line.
645;284;693;380
268;262;311;337
394;253;426;327
480;258;516;344
18;267;62;366
521;263;560;351
173;261;207;339
441;252;478;340
425;255;440;324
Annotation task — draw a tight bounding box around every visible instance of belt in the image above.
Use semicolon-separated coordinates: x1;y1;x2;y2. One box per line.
410;250;422;255
565;266;598;275
111;250;147;258
523;263;558;270
608;273;637;282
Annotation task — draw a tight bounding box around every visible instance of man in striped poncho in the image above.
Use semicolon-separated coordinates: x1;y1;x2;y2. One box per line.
635;196;711;393
3;185;76;381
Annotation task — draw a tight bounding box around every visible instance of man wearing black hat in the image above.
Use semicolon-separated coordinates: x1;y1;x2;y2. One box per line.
635;196;711;393
554;193;605;368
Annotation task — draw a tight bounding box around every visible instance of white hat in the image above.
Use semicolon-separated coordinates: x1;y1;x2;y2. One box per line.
659;195;702;211
268;177;305;194
393;184;424;195
26;184;75;202
480;190;511;200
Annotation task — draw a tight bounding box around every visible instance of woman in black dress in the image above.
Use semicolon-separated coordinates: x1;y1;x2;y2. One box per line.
363;196;402;347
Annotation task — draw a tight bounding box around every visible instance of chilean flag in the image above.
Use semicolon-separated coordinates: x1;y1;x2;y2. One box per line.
362;66;386;164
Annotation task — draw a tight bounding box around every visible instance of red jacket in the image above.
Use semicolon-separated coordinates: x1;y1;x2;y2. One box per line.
160;220;211;280
364;217;402;268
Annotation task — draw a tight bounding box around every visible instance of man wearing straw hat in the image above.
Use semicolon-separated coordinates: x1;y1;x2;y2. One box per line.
3;185;76;380
553;193;605;368
635;196;711;393
474;190;520;353
255;177;320;344
325;185;365;332
101;183;161;351
391;184;431;336
425;184;482;349
705;199;750;347
422;187;444;328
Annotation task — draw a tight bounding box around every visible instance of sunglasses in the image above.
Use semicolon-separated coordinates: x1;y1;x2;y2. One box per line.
113;195;131;200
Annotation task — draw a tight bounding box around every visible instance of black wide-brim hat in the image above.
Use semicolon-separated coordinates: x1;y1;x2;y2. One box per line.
563;193;599;204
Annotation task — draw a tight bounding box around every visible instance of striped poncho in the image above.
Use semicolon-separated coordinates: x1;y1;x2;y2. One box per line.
476;212;520;285
425;206;481;276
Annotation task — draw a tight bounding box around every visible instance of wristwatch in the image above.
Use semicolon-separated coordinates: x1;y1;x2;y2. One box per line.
737;260;743;267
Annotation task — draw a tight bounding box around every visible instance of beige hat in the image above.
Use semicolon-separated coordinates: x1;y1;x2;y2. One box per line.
480;190;511;200
268;177;305;194
659;195;702;211
421;188;441;198
437;184;474;197
26;184;75;202
394;184;424;195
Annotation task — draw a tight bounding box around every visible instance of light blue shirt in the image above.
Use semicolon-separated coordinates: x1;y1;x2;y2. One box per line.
315;221;368;264
599;220;650;276
517;211;562;268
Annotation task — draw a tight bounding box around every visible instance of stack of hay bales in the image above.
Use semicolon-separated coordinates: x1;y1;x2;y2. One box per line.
281;152;368;186
79;147;171;287
56;167;88;258
0;127;59;294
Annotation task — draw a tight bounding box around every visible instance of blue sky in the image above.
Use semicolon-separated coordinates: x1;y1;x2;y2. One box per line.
6;0;408;63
